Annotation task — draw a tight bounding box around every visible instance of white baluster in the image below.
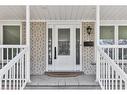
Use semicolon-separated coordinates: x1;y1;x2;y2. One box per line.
125;81;127;89
108;63;110;90
107;48;109;57
104;58;106;89
113;48;114;60
7;48;8;64
5;73;7;89
101;56;104;87
115;48;117;65
22;56;25;83
103;57;105;88
122;48;124;70
105;60;107;90
9;69;11;90
119;77;122;89
21;56;23;87
100;55;102;80
16;48;18;90
20;58;22;89
12;48;14;59
17;62;18;90
115;72;117;90
23;54;28;82
112;68;114;90
13;65;15;89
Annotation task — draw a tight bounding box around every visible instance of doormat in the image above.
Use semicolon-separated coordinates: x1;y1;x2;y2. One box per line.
45;72;83;77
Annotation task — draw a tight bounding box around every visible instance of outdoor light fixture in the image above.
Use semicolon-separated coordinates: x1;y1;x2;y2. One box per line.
87;26;92;35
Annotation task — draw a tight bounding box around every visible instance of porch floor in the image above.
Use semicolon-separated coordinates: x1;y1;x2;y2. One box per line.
25;74;100;89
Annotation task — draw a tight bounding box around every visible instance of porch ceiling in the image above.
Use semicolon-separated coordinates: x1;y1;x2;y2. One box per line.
0;6;127;20
100;6;127;20
30;6;96;20
0;6;26;20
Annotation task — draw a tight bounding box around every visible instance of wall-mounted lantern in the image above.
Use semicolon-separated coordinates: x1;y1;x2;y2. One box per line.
87;26;92;35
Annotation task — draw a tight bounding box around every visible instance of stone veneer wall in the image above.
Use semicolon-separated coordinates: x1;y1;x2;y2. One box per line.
22;22;46;75
82;22;96;75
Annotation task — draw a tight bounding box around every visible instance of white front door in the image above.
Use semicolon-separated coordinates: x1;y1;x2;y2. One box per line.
54;25;74;71
47;23;81;72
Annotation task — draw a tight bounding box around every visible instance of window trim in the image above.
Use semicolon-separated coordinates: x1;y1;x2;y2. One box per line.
118;26;127;45
100;24;127;45
100;25;115;45
1;22;22;45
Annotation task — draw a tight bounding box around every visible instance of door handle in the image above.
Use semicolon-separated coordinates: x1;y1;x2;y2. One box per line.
54;47;56;59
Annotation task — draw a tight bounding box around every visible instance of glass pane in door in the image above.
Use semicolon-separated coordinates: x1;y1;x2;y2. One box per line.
58;28;70;55
76;28;80;65
48;28;52;64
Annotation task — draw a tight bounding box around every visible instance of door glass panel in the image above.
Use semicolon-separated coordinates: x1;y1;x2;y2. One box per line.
58;28;70;55
100;26;114;45
3;26;20;59
76;28;80;65
48;28;52;64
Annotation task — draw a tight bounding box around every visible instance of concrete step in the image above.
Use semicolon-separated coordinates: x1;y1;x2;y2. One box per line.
25;75;100;90
25;85;101;90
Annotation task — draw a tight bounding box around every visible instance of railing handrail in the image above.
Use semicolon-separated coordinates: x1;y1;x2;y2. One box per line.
98;46;127;82
99;45;127;48
0;48;27;78
0;45;27;48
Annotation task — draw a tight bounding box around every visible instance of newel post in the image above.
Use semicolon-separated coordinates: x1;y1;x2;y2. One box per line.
96;5;100;82
26;5;31;82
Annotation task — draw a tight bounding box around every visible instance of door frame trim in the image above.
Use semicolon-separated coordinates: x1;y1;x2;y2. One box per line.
46;20;82;71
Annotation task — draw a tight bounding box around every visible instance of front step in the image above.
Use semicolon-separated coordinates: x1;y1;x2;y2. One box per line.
25;85;101;90
25;75;100;90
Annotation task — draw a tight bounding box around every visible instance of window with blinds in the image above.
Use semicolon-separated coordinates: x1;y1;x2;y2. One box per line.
118;26;127;45
100;26;114;45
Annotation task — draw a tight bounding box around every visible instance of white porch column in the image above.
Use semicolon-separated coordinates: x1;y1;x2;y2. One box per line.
26;5;31;82
96;5;100;81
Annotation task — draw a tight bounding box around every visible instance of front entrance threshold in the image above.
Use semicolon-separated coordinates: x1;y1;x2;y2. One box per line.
45;72;83;77
25;74;100;89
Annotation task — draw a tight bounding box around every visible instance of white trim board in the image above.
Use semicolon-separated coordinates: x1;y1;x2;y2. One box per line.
2;20;127;25
47;20;81;25
0;20;96;23
101;20;127;25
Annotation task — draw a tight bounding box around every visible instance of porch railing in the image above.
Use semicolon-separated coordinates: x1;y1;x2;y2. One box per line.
97;46;127;90
0;45;27;90
99;45;127;73
0;45;27;70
